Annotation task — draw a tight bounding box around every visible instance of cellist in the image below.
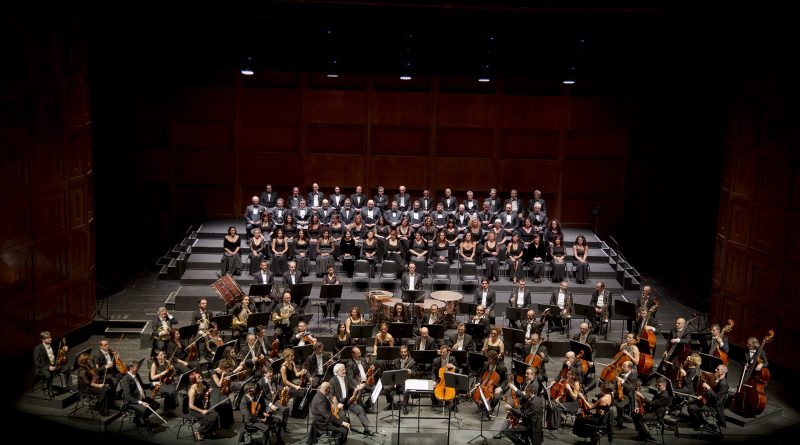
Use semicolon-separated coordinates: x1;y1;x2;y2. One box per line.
632;377;672;442
474;350;508;421
431;344;458;409
521;333;550;384
619;333;640;365
501;380;545;445
495;367;540;440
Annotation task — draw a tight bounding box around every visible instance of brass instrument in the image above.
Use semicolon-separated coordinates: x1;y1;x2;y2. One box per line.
563;293;573;319
232;304;251;330
271;304;295;326
157;323;171;341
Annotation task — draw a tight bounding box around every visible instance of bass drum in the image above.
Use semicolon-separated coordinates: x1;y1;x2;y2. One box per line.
366;290;394;324
212;274;245;308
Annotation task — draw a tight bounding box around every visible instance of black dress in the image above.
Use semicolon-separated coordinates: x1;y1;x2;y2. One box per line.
340;238;357;277
222;236;243;275
550;244;566;282
573;245;589;283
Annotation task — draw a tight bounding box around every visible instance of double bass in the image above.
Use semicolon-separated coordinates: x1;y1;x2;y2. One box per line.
733;330;774;416
710;319;734;366
639;298;660;354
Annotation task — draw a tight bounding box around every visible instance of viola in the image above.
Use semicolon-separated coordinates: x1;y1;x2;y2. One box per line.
269;338;280;358
251;400;262;416
434;362;456;401
279;386;289;406
633;381;646;416
329;394;340;419
733;330;774;416
366;367;375;386
695;370;716;406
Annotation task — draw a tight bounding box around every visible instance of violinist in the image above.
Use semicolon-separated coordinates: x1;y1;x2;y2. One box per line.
613;360;638;428
384;345;416;414
92;338;121;386
347;347;376;412
32;331;71;395
330;363;376;436
573;381;614;442
475;350;508;421
204;322;225;360
187;372;220;441
309;382;349;445
334;322;352;351
152;307;177;351
290;321;316;347
372;322;395;355
120;361;160;430
687;364;729;431
496;367;540;439
521;333;549;383
210;357;243;428
632;377;672;442
257;365;289;431
470;305;492;350
707;323;730;359
431;345;458;409
241;333;265;369
501;379;544;445
676;353;702;396
303;342;333;388
150;350;179;415
549;369;582;430
241;383;285;445
76;352;113;416
163;328;191;373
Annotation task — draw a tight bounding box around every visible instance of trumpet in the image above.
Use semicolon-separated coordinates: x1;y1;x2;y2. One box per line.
271;304;294;326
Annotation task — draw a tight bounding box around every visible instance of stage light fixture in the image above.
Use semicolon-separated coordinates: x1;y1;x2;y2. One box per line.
562;65;576;85
400;59;413;80
240;56;254;76
326;58;339;78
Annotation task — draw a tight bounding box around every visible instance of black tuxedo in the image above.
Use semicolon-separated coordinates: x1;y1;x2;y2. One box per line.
441;196;457;213
473;288;496;315
120;372;160;421
316;206;334;224
260;191;278;208
413;336;438;351
401;272;423;291
308;191;325;208
282;271;303;286
329;193;345;209
394;193;412;211
350;193;366;209
310;389;347;444
508;288;532;308
571;332;598;354
254;270;274;285
373;194;389;211
447;333;475;352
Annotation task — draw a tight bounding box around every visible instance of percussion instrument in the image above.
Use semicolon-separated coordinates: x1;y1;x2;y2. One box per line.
430;290;463;316
211;274;245;308
367;289;394;324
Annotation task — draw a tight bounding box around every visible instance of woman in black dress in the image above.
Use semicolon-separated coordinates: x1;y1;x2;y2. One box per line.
339;231;357;277
282;214;297;241
221;225;243;276
572;235;590;284
528;233;547;283
334;322;352;351
361;230;380;278
293;229;311;276
271;228;289;275
316;229;335;278
187;372;220;441
248;227;268;275
459;231;477;265
444;219;459;262
408;231;429;275
482;231;500;282
549;235;567;282
384;229;405;269
507;232;525;283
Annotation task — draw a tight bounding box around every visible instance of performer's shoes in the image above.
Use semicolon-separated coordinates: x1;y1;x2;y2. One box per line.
383;405;393;411
493;433;504;439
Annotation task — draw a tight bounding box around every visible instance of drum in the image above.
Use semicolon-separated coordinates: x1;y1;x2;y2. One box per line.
211;274;245;308
430;290;464;316
366;290;394;323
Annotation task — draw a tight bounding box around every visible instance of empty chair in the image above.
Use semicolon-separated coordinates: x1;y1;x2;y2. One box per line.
460;262;480;292
431;261;451;290
379;260;400;290
351;259;371;289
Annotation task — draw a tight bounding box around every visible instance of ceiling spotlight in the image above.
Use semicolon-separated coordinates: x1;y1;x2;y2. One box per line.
400;59;413;81
478;64;492;83
240;57;254;76
562;65;576;85
326;58;339;78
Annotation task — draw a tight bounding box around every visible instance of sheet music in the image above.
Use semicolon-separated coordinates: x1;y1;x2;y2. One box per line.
405;379;435;392
479;385;491;412
371;380;383;404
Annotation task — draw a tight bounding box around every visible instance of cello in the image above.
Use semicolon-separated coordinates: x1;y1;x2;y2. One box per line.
710;319;734;366
473;365;501;405
519;338;545;384
434;363;456;401
733;330;774;416
660;314;696;385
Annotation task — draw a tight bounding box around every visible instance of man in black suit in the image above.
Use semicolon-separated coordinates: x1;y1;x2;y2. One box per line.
191;298;212;333
120;360;160;429
499;202;520;235
152;307;177;351
252;261;275;312
549;281;574;334
441;188;457;214
475;350;508;420
614;359;638;428
350;185;367;210
528;189;546;214
448;323;475;353
329;185;345;210
504;189;525;218
484;188;501;214
508;279;532;329
687;364;730;431
589;281;612;335
520;333;549;383
394;185;411;212
373;186;389;212
308;182;325;210
413;327;438;351
518;310;542;349
241;382;286;445
92;338;122;386
633;377;672;441
401;263;424;292
463;190;479;214
246;195;267;237
231;296;257;344
431;345;459;408
384;345;416;413
572;322;597;383
272;292;297;348
361;199;380;229
470;305;492;351
309;382;349;445
501;377;545;445
743;336;769;373
271;198;289;226
662;317;693;362
345;347;376;412
260;184;278;209
282;261;308;312
329;363;375;436
287;186;302;209
256;366;289;428
419;189;434;213
304;342;333;389
316;199;334;225
32;331;71;394
474;278;496;317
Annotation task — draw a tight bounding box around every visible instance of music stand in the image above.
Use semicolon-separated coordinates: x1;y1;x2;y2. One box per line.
537;303;563;339
377;346;401;363
388;322;413;342
698;353;723;374
570;340;594;362
691;332;709;353
379;369;409;426
615;300;637;341
350;324;375;347
468;352;486;374
464;321;487;344
249;283;273;312
175;367;195;392
247;311;271;329
337;346;354;361
422;323;445;340
401;289;425;304
292;344;314;363
318;284;343;334
289;313;313;330
290;282;313;307
451;350;469;368
211;340;237;365
502;327;525;352
270;358;286;374
459;302;478;322
511;359;529;383
210;314;233;332
410;350;438;367
178;323;199;340
574;303;596;322
505;306;527;327
446;372;468;429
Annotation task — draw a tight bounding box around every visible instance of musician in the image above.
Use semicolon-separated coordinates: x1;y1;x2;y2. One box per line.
520;333;549;382
75;352;113;416
309;382;349;445
92;338;122;386
330;363;376;436
549;369;582;430
637;285;658;316
528;189;546;214
620;333;641;366
361;199;380;229
632;377;672;442
431;345;458;408
373;186;389;212
204;322;225;360
401;261;424;292
633;308;658;355
474;278;497;317
482;326;505;359
475;350;508;420
471;305;492;349
508;279;532;329
231;295;255;343
589;281;612;335
186;372;219;440
676;353;702;396
520;310;541;343
414;327;438;351
339;198;356;225
708;323;730;357
149;350;179;414
562;351;586;384
191;298;212;333
613;360;638;428
120;361;160;430
384;345;416;413
280;348;308;399
242;382;286;445
321;265;341;319
574;382;615;443
687;364;729;431
345;307;365;337
252;261;275;311
282;261;308;312
240;333;266;368
334;323;352;351
164;328;193;373
304;342;333;388
549;281;573;334
290;321;316;347
572;322;598;357
329;185;345;210
272;292;297;347
743;336;769;372
347;347;376;412
372;323;395;356
663;317;693;361
448;322;476;353
152;307;177;351
257;366;289;430
389;302;409;324
222;225;243;276
501;379;545;445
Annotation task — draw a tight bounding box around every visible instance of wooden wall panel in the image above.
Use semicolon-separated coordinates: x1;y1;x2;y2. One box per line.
745;253;781;307
569;97;626;130
176;86;234;120
33;188;67;239
130;149;172;183
562;161;624;194
174;149;236;184
35;237;69;291
32;88;63;138
173;120;233;150
565;130;626;160
753;157;791;205
32;140;65;186
65;127;89;179
713;235;725;286
437;127;494;157
35;288;69;337
372;126;429;157
501;96;563;129
727;200;751;247
240;88;301;122
239;154;301;188
69;227;88;278
792;162;800;210
173;185;234;216
0;245;34;296
305;156;366;187
749;206;785;254
64;76;89;125
431;158;493;192
368;156;427;190
0;144;30;189
731;150;756;197
722;247;747;293
787;216;800;264
0;198;33;250
305;90;368;124
760;109;796;155
371;92;431;125
500;130;559;159
437;94;496;127
497;159;559;191
305;124;365;155
68;183;86;229
240;123;299;152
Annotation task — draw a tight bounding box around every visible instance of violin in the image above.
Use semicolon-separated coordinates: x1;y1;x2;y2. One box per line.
366;367;375;386
269;338;280;358
633;381;646;416
303;334;317;345
114;352;128;374
695;370;716;406
503;395;519;428
187;339;199;362
251;400;262;416
279;386;289;406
